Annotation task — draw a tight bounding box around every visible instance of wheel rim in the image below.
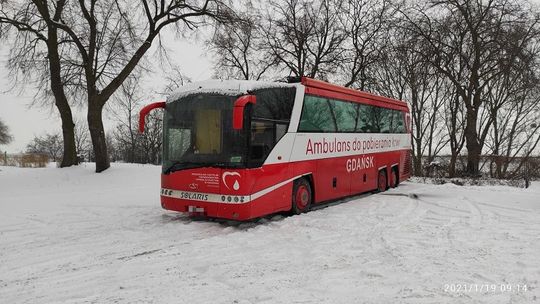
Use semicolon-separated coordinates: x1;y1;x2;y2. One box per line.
378;172;386;191
295;185;309;209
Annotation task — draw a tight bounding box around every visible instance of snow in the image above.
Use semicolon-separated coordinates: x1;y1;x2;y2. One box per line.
1;163;539;303
167;79;297;102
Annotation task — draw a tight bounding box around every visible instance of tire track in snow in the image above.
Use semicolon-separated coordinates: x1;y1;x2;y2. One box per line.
364;194;425;275
463;196;484;228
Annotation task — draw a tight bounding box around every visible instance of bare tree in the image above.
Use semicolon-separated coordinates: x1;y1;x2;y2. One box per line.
162;65;191;94
0;118;13;145
401;46;449;175
113;107;163;164
209;3;277;80
444;89;467;177
74;118;91;159
338;0;392;90
402;0;540;176
46;0;233;172
105;133;119;163
112;68;167;164
1;1;79;167
26;133;63;162
262;0;345;78
372;25;450;176
3;0;234;173
111;74;143;163
138;110;163;164
485;84;540;178
476;15;540;177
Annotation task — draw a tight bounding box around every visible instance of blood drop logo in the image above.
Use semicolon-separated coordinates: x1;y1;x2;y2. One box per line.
222;172;241;191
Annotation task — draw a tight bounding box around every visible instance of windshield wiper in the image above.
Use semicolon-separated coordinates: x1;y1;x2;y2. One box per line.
163;161;206;174
164;161;244;174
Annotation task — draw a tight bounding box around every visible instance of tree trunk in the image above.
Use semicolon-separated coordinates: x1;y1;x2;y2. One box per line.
464;107;481;176
495;156;503;179
413;140;422;176
88;102;110;172
449;153;458;178
57;103;78;167
47;26;78;167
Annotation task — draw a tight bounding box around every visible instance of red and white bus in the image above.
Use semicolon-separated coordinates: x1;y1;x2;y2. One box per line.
139;77;411;220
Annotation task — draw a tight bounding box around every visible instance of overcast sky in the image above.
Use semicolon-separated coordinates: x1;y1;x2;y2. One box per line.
0;32;213;153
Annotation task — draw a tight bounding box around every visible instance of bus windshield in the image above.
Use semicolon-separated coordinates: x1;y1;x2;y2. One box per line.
163;94;247;174
163;87;296;174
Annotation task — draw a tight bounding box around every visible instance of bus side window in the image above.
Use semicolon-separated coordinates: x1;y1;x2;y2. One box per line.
299;95;337;132
393;110;406;133
357;104;371;133
276;123;287;141
379;108;392;133
329;99;357;132
250;121;273;160
248;87;296;167
368;105;382;133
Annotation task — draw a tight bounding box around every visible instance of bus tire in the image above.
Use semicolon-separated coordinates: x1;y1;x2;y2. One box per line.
291;178;312;214
377;170;387;192
390;167;399;188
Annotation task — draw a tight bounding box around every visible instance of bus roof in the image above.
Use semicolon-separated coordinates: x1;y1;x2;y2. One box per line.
167;79;297;102
301;77;409;110
167;78;409;111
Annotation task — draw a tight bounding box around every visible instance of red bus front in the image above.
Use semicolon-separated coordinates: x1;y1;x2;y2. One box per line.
153;83;299;220
160;164;297;220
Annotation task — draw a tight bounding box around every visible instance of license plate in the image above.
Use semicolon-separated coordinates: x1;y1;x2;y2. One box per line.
188;206;205;213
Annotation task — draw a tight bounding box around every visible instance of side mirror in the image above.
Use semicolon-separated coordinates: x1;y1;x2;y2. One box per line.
139;101;166;133
233;95;257;130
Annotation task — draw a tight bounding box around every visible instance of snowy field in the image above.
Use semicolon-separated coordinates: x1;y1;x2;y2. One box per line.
1;163;539;304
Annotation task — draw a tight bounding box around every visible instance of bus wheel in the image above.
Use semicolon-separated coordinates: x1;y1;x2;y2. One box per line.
390;168;399;188
377;170;387;192
292;178;312;214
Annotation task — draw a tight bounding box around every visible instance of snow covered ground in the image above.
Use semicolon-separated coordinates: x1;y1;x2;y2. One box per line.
1;163;539;304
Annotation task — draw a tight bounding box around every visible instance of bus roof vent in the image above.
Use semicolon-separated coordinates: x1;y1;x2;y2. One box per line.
286;76;302;83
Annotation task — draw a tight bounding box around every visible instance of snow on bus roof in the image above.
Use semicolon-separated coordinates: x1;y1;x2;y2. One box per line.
167;79;296;102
